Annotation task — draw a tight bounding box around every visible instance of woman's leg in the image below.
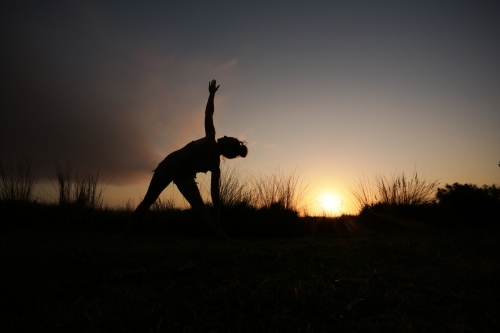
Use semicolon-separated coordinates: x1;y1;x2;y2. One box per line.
174;178;228;239
124;172;171;233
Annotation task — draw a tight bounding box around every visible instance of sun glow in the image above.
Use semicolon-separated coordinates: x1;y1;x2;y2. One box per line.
316;191;343;216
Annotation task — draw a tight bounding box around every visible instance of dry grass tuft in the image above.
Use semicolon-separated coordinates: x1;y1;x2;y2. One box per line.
218;163;254;207
0;153;38;202
252;167;309;213
54;162;106;209
349;171;439;213
197;165;309;214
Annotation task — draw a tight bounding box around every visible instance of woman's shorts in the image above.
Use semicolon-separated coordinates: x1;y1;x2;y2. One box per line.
154;153;196;183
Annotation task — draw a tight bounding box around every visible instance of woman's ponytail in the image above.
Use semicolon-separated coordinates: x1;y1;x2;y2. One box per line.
238;141;248;158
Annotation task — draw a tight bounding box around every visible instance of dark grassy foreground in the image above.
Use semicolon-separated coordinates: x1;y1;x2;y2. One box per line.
2;220;499;332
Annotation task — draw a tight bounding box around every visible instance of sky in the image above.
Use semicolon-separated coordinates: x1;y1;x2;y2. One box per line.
2;0;499;214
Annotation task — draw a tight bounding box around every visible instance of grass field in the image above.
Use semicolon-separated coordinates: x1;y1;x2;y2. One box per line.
1;161;499;331
2;221;499;332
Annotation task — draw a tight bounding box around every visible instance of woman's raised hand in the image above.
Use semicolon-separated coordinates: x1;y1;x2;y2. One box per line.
208;79;220;94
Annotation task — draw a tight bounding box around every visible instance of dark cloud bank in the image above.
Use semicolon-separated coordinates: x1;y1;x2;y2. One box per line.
1;3;166;184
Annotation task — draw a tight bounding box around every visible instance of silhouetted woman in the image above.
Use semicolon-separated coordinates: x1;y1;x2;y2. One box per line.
125;80;247;239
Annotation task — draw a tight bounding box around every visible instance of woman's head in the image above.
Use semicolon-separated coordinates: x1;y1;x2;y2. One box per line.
217;136;248;159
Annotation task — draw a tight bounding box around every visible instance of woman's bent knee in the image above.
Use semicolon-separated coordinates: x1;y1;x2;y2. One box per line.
175;178;205;209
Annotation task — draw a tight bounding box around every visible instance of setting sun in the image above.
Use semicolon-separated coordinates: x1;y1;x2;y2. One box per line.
316;191;343;216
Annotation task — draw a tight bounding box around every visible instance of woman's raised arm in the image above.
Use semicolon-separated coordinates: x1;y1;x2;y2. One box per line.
205;80;219;140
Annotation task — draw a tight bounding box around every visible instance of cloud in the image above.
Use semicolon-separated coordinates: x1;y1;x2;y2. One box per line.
262;143;277;149
0;3;238;185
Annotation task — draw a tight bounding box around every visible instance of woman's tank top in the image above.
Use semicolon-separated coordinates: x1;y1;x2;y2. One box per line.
156;138;216;179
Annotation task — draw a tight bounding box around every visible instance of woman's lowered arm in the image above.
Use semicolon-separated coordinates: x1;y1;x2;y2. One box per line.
211;166;221;221
205;79;219;140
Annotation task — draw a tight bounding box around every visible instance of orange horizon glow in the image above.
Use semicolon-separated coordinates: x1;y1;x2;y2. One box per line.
307;191;345;217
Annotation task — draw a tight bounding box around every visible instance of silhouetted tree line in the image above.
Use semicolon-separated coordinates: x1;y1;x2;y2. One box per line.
361;183;500;227
436;183;500;226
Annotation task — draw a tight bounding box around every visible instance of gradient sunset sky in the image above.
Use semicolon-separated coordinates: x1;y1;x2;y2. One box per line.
2;1;499;214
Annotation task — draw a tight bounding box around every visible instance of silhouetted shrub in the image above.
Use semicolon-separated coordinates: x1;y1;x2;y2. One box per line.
254;202;303;237
213;201;305;238
360;202;439;223
436;183;500;226
301;215;359;234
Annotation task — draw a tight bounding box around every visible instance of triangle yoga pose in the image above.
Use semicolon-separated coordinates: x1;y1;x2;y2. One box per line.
124;80;248;239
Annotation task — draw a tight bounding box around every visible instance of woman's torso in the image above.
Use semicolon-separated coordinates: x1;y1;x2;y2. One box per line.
158;137;219;179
